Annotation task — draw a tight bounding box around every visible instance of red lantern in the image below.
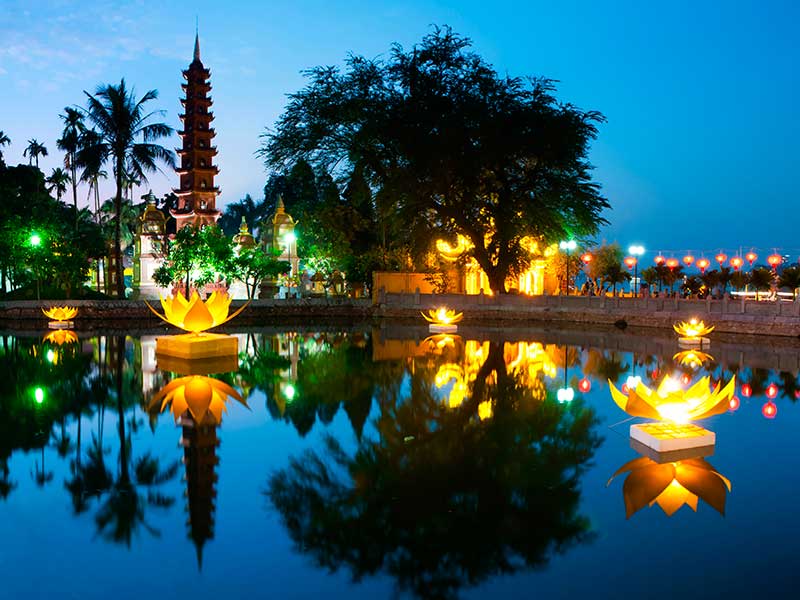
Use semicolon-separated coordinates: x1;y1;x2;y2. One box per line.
715;253;728;265
682;254;695;267
741;383;752;398
680;373;691;386
578;378;591;393
728;396;740;411
666;258;679;270
766;383;778;399
794;390;800;400
654;255;666;265
762;401;777;419
580;252;593;264
651;369;659;380
696;258;710;273
730;256;743;270
621;383;630;394
768;254;782;269
745;251;757;265
624;256;637;269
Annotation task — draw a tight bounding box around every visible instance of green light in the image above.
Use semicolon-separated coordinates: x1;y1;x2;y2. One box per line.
284;231;297;244
283;383;297;402
34;387;45;404
30;233;42;247
46;349;56;363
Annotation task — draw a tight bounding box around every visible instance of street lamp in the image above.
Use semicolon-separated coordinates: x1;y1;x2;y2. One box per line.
29;231;43;300
559;240;577;295
628;245;645;297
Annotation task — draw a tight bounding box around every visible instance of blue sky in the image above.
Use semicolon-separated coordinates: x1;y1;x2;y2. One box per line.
1;0;797;258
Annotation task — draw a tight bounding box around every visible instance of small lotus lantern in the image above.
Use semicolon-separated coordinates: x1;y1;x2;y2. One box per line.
673;349;714;370
146;291;247;360
149;375;247;426
609;375;735;452
43;329;79;345
674;318;714;347
42;306;77;329
422;307;464;333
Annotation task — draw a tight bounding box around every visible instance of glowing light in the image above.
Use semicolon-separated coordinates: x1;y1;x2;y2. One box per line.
682;254;695;267
666;258;679;269
580;252;593;264
673;318;714;340
43;330;78;345
283;231;297;244
557;386;575;403
478;401;493;420
624;256;637;269
680;373;691;386
696;258;710;273
729;396;740;411
559;240;577;251
673;350;714;369
745;251;758;265
30;233;41;247
768;254;782;269
149;375;246;425
654;255;666;265
730;256;743;270
766;383;778;399
436;236;472;261
284;383;297;402
626;375;641;389
578;378;592;393
42;306;78;322
762;401;777;419
715;253;728;265
146;291;247;334
34;387;45;404
421;308;464;326
45;349;56;364
741;383;752;398
609;375;736;424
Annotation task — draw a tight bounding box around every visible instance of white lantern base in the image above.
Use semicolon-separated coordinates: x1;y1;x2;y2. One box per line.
48;321;74;329
678;337;710;348
630;422;715;453
429;324;458;333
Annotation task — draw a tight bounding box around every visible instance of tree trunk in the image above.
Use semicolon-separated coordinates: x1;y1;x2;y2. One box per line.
114;166;125;298
71;157;78;230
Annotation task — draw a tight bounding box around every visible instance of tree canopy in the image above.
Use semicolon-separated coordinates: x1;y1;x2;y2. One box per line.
261;27;609;293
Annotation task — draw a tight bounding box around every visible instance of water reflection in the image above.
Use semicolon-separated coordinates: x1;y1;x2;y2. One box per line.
267;340;601;599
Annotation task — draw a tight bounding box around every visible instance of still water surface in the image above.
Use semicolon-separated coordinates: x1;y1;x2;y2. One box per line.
1;326;798;599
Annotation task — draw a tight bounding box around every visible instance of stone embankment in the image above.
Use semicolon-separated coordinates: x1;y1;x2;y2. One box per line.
2;292;800;338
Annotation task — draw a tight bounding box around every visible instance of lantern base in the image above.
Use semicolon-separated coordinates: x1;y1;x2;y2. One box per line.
630;422;715;453
155;332;238;361
155;352;239;376
630;438;715;463
429;324;458;333
678;337;710;348
48;321;74;329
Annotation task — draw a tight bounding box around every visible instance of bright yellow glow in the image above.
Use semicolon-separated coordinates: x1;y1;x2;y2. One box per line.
436;235;472;262
478;400;493;420
42;306;78;322
673;318;714;339
150;375;247;425
146;291;248;334
609;375;736;423
421;307;464;326
608;456;731;518
673;350;715;369
43;330;78;345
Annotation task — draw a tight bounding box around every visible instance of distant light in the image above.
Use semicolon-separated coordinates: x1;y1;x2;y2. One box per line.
30;233;42;247
556;386;574;403
46;349;56;363
626;375;641;389
766;383;778;399
284;231;297;244
696;258;710;273
34;387;45;404
283;383;296;402
559;240;576;251
762;401;777;419
728;396;740;411
578;378;592;393
628;245;645;256
741;383;752;398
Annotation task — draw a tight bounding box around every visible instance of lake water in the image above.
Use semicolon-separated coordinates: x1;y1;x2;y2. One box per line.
1;325;798;599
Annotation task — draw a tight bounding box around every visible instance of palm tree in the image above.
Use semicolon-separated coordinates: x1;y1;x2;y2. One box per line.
23;138;48;168
80;79;175;297
57;107;86;214
778;266;800;299
603;263;631;297
46;167;71;201
0;130;10;164
749;267;773;300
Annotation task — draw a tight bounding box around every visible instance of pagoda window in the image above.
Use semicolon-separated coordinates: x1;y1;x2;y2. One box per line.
199;158;206;167
201;180;207;189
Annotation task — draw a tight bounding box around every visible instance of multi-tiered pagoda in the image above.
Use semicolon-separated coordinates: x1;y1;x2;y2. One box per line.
173;33;220;230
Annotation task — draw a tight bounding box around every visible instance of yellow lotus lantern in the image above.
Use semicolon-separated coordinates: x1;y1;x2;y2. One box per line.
43;306;77;328
674;318;714;347
673;350;714;370
422;307;464;333
43;329;78;345
609;375;735;452
149;375;248;426
146;291;248;360
607;456;731;518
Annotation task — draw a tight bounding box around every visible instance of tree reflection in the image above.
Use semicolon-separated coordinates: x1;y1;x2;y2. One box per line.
267;341;601;599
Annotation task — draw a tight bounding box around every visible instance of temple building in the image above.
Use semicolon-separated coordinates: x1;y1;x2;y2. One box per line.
173;33;221;231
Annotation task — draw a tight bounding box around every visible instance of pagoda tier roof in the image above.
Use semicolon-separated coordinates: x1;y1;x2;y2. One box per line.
173;187;221;197
176;147;218;156
179;112;214;122
182;82;211;92
176;165;220;175
178;128;216;138
181;97;213;107
183;67;211;79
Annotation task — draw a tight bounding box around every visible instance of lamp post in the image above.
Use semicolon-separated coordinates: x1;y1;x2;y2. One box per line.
283;230;297;297
628;245;645;297
30;232;42;300
559;240;577;295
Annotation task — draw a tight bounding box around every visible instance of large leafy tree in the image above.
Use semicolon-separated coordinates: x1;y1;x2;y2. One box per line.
80;79;175;297
262;28;609;294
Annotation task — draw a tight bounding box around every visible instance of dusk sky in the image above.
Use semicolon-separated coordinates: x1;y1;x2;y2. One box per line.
1;0;797;258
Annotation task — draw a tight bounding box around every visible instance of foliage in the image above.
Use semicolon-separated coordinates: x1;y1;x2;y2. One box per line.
153;225;234;292
231;246;288;299
586;244;623;292
261;27;608;294
778;265;800;298
602;263;631;296
749;267;774;299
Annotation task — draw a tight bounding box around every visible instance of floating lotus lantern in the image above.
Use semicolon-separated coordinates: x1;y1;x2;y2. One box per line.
607;456;731;518
149;375;247;426
421;307;464;333
609;375;735;452
673;318;714;347
673;349;714;370
43;329;78;345
42;306;77;329
696;258;710;273
146;291;247;360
